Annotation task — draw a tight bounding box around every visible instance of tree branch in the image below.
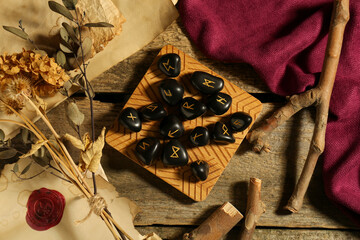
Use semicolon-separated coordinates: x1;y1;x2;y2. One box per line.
246;0;350;213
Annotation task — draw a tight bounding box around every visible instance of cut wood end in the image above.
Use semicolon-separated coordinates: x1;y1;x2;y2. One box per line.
284;205;298;213
222;202;244;219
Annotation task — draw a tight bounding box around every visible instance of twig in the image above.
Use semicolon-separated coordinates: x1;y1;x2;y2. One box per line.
183;202;243;240
239;178;265;240
246;0;350;212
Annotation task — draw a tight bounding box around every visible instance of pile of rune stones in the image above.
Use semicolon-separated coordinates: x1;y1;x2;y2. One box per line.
119;53;252;181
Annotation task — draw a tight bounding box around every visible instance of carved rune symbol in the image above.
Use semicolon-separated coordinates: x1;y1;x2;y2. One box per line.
216;96;227;105
162;59;175;72
146;104;158;112
192;133;203;142
170;146;180;158
233;120;244;126
163;89;172;97
139;142;150;150
168;129;179;138
222;124;230;136
202;78;215;88
127;113;136;121
183;102;194;110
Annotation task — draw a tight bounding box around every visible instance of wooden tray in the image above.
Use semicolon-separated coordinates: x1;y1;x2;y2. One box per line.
106;45;262;201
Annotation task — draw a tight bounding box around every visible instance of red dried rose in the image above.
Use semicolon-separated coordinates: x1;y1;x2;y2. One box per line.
26;188;66;231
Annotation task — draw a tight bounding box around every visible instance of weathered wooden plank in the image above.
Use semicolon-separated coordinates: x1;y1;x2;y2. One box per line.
137;226;360;240
91;19;269;94
33;99;358;230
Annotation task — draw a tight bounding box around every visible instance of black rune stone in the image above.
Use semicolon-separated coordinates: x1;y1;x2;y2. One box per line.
189;127;210;147
159;115;184;139
180;97;207;120
119;107;142;132
207;92;232;115
157;53;181;77
140;102;167;121
135;137;161;165
190;71;224;95
162;139;188;167
159;79;184;106
212;122;235;143
229;112;253;132
190;160;209;181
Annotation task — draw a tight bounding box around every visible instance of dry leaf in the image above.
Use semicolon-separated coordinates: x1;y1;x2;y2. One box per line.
63;133;85;151
20;140;48;159
79;127;105;173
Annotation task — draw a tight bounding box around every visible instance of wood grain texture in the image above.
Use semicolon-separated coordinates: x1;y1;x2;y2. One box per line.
137;226;360;240
106;45;262;201
37;99;358;229
90;19;269;94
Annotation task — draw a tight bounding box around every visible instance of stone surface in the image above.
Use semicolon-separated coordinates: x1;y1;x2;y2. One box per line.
135;137;161;165
229;112;253;132
180;97;207;120
140;102;167;121
207;92;232;115
189;126;210;147
118;107;142;132
191;71;224;95
212;122;235;143
159;115;184;139
157;53;181;77
190;160;209;181
162;139;188;166
159;79;184;106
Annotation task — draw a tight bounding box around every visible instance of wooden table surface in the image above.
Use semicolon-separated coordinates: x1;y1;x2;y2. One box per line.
41;19;360;239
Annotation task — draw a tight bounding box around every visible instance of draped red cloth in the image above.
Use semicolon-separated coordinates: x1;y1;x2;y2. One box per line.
179;0;360;223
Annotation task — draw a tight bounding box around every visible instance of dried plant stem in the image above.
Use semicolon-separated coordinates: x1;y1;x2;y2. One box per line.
2;100;127;240
247;0;350;213
239;178;265;240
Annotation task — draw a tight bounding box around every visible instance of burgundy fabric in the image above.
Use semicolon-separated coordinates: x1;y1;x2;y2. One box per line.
179;0;360;222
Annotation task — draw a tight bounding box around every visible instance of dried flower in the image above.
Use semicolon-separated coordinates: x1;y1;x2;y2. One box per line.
0;49;70;98
0;76;31;114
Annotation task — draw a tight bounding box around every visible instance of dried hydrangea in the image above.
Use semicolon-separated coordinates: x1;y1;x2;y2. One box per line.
0;49;70;114
0;49;70;98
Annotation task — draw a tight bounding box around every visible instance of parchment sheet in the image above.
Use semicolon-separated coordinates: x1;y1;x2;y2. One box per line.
0;159;144;240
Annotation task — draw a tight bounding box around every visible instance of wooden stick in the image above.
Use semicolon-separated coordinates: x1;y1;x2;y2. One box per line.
246;0;350;213
183;202;243;240
239;178;265;240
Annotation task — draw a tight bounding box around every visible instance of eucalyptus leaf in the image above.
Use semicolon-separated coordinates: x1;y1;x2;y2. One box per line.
60;27;69;42
33;156;50;167
48;1;74;21
3;26;29;40
13;162;19;173
56;51;66;66
60;42;73;53
21;128;29;144
62;22;79;44
77;37;92;58
0;149;18;160
84;22;114;28
0;129;4;141
62;0;76;10
20;162;32;175
67;102;84;126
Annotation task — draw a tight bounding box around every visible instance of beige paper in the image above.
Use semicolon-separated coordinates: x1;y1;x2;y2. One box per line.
0;159;144;240
0;0;179;139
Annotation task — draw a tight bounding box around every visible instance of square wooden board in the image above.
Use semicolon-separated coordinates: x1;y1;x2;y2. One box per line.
106;45;262;201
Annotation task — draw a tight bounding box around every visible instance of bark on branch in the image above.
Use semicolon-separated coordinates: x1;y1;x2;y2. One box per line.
183;202;243;240
239;178;265;240
246;0;350;213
